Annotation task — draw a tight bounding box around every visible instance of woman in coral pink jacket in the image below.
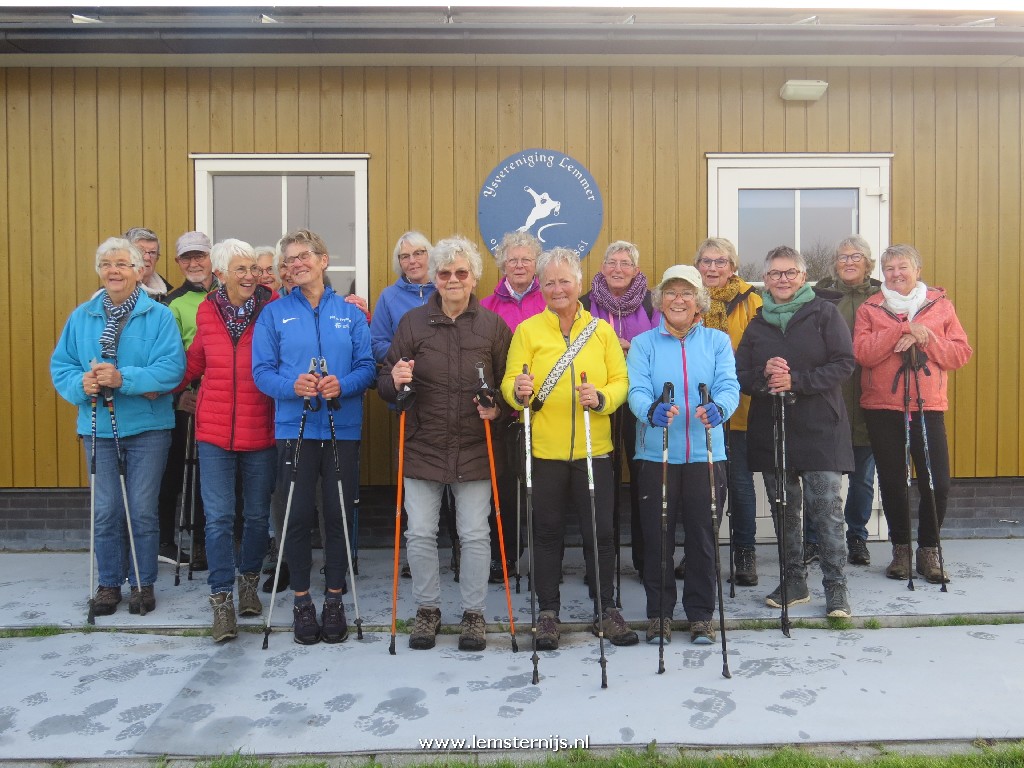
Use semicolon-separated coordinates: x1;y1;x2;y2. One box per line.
853;244;972;585
183;238;278;641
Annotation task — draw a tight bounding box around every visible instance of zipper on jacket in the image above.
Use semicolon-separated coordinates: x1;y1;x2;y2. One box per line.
566;332;577;463
681;338;691;462
229;334;239;451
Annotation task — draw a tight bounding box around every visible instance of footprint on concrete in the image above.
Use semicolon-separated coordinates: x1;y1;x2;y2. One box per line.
20;610;44;620
118;703;161;723
969;631;996;641
835;632;862;647
766;704;798;717
22;692;48;706
374;687;428;721
170;703;216;724
441;648;484;661
497;705;522;719
681;648;713;669
780;688;817;707
0;706;17;736
287;673;322;690
28;698;117;740
354;716;398;737
325;694;356;713
446;687;459;696
506;687;541;705
307;714;331;727
682;687;735;730
734;657;839;678
270;702;305;715
858;646;892;663
255;690;285;702
115;721;147;741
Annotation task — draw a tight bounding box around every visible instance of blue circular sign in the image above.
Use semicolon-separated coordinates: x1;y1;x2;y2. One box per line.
478;149;603;259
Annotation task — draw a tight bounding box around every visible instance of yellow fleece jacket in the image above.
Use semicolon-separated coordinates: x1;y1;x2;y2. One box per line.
721;280;762;432
502;304;628;461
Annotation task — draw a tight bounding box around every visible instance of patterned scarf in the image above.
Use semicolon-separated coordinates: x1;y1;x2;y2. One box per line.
212;286;257;342
589;271;648;317
99;286;141;360
760;283;815;332
703;275;742;332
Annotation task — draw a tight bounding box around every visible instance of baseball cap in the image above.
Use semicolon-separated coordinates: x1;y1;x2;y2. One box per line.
656;264;703;291
175;231;212;258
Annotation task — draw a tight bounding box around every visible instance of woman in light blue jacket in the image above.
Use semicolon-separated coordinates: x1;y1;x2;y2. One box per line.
51;237;185;617
627;265;739;646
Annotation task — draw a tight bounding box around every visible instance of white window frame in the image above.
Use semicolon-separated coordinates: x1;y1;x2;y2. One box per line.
192;154;370;297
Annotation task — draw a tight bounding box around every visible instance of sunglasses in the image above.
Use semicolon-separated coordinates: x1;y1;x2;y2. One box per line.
436;268;471;282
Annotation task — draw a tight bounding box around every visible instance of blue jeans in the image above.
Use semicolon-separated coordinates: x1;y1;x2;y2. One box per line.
727;430;758;549
86;429;171;588
805;444;877;545
198;442;276;595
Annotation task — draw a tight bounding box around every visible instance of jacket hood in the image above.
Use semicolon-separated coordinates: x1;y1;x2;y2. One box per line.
398;276;436;295
491;276;540;302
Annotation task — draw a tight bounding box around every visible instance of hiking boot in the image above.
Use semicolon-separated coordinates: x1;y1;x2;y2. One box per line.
803;542;820;565
451;541;461;583
674;556;686;580
409;606;442;650
237;572;263;617
765;580;810;608
293;600;321;645
825;583;852;618
885;544;912;580
916;546;951;584
262;561;289;593
734;546;758;586
595;607;639;646
209;592;237;642
848;537;871;566
488;558;515;584
191;542;208;572
158;542;188;565
646;617;672;645
321;597;348;643
128;585;156;615
535;610;560;651
689;619;716;645
458;611;487;651
93;585;122;616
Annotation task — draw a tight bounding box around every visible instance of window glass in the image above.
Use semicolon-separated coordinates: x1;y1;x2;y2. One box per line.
738;189;794;281
286;175;356;269
212;175;282;246
800;188;859;280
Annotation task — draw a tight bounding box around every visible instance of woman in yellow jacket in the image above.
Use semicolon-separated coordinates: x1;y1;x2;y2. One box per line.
694;238;762;586
502;247;635;651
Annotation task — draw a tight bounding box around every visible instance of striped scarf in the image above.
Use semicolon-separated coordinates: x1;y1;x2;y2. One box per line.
99;286;141;360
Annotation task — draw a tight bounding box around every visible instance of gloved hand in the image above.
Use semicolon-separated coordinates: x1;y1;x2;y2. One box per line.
700;401;725;428
649;401;674;428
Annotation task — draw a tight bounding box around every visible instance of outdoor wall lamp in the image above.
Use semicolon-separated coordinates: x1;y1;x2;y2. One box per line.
780;79;829;101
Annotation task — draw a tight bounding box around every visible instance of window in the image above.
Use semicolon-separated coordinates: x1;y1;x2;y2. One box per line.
193;154;369;296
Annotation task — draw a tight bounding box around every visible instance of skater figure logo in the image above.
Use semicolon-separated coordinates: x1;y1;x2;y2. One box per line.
478;149;603;259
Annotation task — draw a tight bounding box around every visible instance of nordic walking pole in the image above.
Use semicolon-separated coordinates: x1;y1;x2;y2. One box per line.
611;410;623;608
87;395;99;625
476;363;518;652
515;476;522;594
657;382;674;675
174;412;195;587
263;358;319;650
700;384;732;680
900;361;916;592
320;358;364;639
772;393;791;638
724;421;737;599
390;358;416;655
185;408;199;582
910;352;948;591
520;364;541;684
103;389;145;615
581;372;609;689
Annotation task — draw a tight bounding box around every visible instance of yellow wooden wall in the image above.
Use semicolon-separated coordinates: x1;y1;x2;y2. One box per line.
2;65;1021;488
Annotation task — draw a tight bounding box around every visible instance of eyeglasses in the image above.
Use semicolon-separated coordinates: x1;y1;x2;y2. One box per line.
176;252;209;263
506;258;536;267
698;257;730;269
766;269;802;281
231;266;266;278
664;289;697;302
837;253;865;263
99;261;136;271
141;249;160;260
603;260;636;271
436;268;471;282
399;248;428;262
282;250;319;266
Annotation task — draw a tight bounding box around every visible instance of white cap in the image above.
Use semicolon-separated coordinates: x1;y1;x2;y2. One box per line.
656;264;702;291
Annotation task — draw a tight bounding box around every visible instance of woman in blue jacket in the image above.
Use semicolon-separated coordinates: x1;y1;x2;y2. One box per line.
369;231;436;363
627;265;739;646
252;229;376;646
51;236;186;617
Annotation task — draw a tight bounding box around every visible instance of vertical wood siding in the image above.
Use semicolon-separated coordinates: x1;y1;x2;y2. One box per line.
2;65;1020;487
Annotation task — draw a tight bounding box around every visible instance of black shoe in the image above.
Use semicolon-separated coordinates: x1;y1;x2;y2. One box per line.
158;542;188;565
488;558;503;584
803;542;820;565
263;561;290;593
848;537;871;566
128;585;156;615
320;597;348;643
674;556;686;580
293;601;321;645
191;542;208;572
732;546;758;587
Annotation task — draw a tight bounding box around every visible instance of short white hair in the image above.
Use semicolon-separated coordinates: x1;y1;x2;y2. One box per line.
94;237;143;276
392;231;433;277
537;247;583;288
211;238;256;274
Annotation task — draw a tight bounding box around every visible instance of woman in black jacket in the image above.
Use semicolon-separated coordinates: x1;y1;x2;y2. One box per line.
735;246;855;619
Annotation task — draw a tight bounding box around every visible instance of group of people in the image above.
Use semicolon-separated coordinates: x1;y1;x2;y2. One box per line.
51;225;972;651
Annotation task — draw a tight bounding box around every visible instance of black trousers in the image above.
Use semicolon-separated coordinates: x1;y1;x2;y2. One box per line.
864;408;950;547
157;409;205;545
531;456;614;616
636;459;725;622
611;407;643;571
274;438;358;593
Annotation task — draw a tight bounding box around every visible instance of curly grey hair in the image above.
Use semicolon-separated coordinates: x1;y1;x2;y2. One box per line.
493;232;541;276
429;236;484;281
830;235;875;281
536;247;583;289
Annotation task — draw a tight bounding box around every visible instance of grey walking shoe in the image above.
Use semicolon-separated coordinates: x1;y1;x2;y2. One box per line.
689;619;716;645
916;546;950;584
535;610;560;651
209;592;238;642
409;606;442;650
825;583;852;618
734;546;758;586
886;543;912;580
847;537;871;566
595;607;639;646
765;580;810;608
237;572;263;617
458;610;487;651
646;617;672;645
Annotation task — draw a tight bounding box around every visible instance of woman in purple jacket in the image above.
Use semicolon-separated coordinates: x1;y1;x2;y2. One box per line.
581;240;659;577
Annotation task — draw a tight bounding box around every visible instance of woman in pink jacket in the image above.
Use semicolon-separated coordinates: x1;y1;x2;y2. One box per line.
853;244;972;584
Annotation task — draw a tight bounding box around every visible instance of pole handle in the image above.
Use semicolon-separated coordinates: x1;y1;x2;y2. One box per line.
319;357;341;411
661;381;674;405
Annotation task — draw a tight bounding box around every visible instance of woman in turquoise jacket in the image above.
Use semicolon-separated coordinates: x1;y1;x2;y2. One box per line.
626;265;739;646
51;237;186;618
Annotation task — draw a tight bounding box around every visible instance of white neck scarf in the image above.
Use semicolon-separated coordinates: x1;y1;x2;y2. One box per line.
881;281;928;320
